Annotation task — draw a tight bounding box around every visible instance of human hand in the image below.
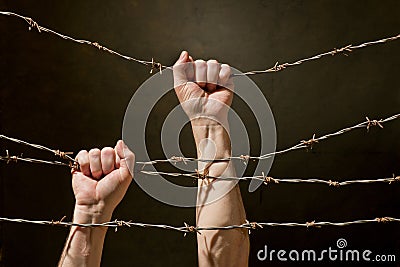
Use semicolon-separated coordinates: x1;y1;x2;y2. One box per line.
173;51;234;126
71;140;135;220
173;54;249;266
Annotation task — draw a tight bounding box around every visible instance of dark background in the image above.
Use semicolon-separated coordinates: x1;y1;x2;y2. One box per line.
1;0;400;266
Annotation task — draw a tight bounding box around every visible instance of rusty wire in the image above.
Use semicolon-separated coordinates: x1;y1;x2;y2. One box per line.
0;134;75;162
135;113;400;165
0;153;71;167
0;11;165;73
1;11;400;236
140;170;400;187
1;113;399;185
234;34;400;76
0;216;399;233
2;151;399;187
0;134;78;168
1;11;399;76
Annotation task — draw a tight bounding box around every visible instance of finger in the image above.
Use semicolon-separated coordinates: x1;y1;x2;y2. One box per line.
206;59;220;92
88;148;102;179
174;50;189;65
194;59;207;88
115;140;135;178
75;150;90;176
173;51;190;88
225;76;235;92
101;147;115;175
186;56;195;81
115;149;121;169
218;64;232;88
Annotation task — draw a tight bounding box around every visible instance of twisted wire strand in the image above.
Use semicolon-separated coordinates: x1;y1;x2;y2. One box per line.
234;34;400;76
0;216;399;233
0;154;70;167
136;113;400;165
2;152;399;187
0;134;77;165
1;11;399;76
2;11;400;237
0;11;165;73
1;113;399;177
140;170;400;187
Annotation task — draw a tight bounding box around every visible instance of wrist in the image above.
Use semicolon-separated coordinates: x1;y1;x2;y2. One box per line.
191;121;231;160
60;204;110;266
73;203;113;224
190;116;229;128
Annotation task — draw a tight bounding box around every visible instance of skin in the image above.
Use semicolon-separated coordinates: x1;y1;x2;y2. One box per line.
58;140;134;267
174;51;249;267
59;51;249;267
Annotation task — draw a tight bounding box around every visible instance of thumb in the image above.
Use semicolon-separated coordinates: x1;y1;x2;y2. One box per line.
173;50;190;87
115;140;135;178
175;50;189;65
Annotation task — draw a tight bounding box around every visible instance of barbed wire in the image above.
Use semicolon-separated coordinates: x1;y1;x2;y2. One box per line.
140;170;400;187
1;11;399;76
1;113;399;182
0;11;165;73
0;134;78;168
234;34;400;76
0;134;75;161
0;151;71;167
0;216;399;234
2;11;400;240
136;113;400;165
2;151;399;187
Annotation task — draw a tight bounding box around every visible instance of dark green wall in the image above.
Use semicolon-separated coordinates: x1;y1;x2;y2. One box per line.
1;0;400;266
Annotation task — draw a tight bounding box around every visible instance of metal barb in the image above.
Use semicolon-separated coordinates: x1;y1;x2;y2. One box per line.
0;216;399;233
0;12;398;77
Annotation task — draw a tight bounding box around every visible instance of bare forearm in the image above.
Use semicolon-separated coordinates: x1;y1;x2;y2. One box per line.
58;205;111;267
192;119;249;267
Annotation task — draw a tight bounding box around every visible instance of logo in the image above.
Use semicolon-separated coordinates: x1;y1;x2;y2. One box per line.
257;238;396;263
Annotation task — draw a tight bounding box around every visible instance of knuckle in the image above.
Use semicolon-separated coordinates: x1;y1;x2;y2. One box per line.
76;150;88;160
221;63;230;69
89;148;100;156
220;64;231;77
195;59;207;67
101;147;114;156
77;149;88;155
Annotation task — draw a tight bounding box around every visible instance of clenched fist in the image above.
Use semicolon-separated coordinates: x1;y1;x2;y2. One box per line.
72;140;135;217
173;51;234;125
